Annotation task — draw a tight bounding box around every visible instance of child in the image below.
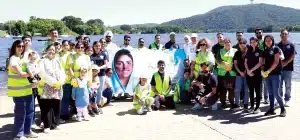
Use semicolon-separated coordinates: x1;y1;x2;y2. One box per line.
27;52;41;94
88;65;101;116
133;74;154;115
102;68;114;107
72;67;90;121
174;70;192;104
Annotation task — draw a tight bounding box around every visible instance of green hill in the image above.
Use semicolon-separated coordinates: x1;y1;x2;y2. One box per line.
163;4;300;31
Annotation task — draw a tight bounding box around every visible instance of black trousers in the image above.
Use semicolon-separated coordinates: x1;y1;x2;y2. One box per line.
32;88;40;124
154;96;175;109
218;76;235;105
247;75;262;109
39;99;61;129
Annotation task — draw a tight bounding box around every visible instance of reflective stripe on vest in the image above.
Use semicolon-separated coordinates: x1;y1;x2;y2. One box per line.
7;58;32;97
217;48;237;76
154;72;170;95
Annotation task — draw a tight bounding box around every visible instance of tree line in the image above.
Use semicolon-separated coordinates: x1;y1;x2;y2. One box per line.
0;16;202;36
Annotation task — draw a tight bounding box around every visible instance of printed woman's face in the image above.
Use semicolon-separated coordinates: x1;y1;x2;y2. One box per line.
115;55;133;79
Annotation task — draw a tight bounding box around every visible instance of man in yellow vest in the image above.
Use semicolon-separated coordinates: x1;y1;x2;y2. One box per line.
148;34;163;50
150;60;175;110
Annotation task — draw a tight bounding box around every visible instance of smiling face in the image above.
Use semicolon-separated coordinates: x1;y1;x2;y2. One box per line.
140;78;147;86
265;37;273;48
62;41;70;52
75;44;84;55
46;46;56;59
250;39;258;48
15;42;24;56
115;55;133;79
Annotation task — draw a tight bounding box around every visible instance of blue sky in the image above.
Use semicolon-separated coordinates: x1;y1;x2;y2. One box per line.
0;0;299;26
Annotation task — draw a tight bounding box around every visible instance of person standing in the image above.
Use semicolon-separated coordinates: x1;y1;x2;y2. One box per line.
45;29;59;50
164;32;179;50
138;38;147;50
211;32;224;74
104;30;118;49
277;29;296;107
149;34;163;50
217;38;237;109
232;32;245;49
38;44;65;133
262;35;286;117
120;35;133;50
90;41;108;113
8;40;38;140
183;35;191;59
245;37;263;114
232;38;249;111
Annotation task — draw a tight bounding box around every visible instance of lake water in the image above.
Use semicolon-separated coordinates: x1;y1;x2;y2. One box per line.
0;33;299;89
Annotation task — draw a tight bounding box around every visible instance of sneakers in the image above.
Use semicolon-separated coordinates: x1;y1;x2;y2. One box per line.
83;117;90;121
248;107;254;113
24;131;38;138
230;104;241;111
77;117;82;122
98;108;103;114
43;128;51;134
285;101;290;107
191;103;203;111
221;103;228;109
264;109;276;116
253;108;261;114
92;108;100;115
280;108;287;117
59;119;66;124
263;99;269;104
88;110;96;117
146;106;152;112
13;136;28;140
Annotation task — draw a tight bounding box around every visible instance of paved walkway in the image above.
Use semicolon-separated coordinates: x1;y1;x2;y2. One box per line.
0;81;300;140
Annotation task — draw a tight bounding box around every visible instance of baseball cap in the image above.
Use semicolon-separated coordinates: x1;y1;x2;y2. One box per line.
170;32;176;36
91;64;100;71
104;31;113;38
191;33;198;38
124;35;131;40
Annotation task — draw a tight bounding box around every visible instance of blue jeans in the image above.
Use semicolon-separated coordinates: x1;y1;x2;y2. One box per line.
102;88;113;104
61;84;72;118
13;95;34;137
262;79;268;100
279;71;292;102
96;76;106;104
234;76;249;105
265;75;284;110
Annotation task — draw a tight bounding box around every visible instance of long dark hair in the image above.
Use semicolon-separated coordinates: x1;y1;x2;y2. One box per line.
113;49;134;67
9;40;24;59
263;35;275;48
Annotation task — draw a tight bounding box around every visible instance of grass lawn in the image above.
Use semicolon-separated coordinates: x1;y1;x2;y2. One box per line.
0;30;7;37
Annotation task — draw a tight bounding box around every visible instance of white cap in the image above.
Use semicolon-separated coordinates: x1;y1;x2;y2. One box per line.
169;32;176;36
104;30;113;38
191;33;198;38
91;64;100;71
140;74;147;79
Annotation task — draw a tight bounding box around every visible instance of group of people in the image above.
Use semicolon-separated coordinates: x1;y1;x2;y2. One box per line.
7;27;295;140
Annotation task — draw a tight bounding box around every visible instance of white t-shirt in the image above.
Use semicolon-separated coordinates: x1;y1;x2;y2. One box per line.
27;61;39;75
106;42;119;49
184;43;197;60
9;55;21;68
120;44;133;50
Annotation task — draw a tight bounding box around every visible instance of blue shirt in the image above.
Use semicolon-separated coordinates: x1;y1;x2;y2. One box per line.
90;50;109;76
277;41;296;71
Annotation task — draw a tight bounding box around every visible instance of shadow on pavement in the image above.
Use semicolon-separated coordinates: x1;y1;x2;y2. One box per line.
173;103;279;124
0;113;14;118
116;109;143;116
0;124;13;140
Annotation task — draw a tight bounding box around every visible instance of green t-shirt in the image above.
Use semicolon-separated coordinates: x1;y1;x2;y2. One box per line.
259;40;265;51
184;79;191;91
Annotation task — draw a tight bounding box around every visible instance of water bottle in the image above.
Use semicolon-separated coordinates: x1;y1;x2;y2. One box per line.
211;103;218;111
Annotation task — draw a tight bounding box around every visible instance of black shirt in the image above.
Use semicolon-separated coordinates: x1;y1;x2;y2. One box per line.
277;41;296;71
195;73;217;96
211;43;224;69
233;50;247;76
90;50;108;76
246;47;263;75
164;41;179;49
150;72;171;86
263;46;282;75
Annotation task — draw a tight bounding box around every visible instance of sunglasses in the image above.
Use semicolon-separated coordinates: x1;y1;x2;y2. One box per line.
239;42;247;45
17;45;24;48
106;36;111;38
125;39;131;41
75;46;84;49
199;44;206;46
256;32;262;34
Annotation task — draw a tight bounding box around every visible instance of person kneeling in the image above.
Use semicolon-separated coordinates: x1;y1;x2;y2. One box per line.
174;70;192;104
133;74;154;115
150;60;175;110
191;63;218;111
